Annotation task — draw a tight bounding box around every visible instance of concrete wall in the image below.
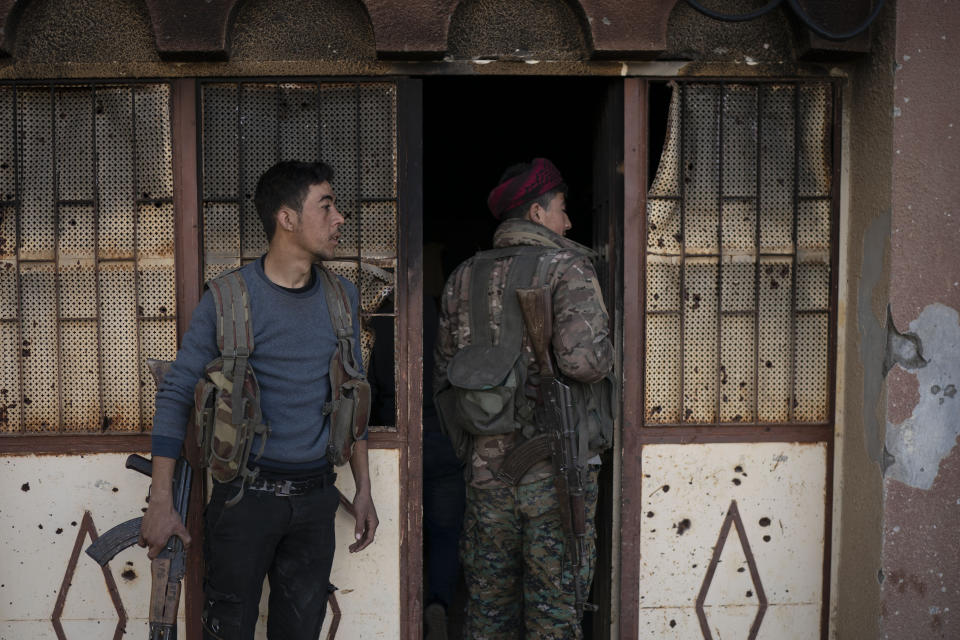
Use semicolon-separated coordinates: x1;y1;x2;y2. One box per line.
831;3;897;637
880;1;960;637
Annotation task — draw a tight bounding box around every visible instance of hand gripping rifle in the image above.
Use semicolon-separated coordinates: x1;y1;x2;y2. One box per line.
86;359;193;639
514;285;596;619
85;454;192;639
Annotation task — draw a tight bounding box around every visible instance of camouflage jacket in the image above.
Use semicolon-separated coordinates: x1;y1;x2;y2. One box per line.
434;218;614;488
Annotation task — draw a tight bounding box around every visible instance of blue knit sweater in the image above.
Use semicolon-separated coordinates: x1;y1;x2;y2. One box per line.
151;258;363;473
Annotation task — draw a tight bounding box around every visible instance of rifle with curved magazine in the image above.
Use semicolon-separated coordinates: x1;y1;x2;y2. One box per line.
513;285;595;619
85;359;192;640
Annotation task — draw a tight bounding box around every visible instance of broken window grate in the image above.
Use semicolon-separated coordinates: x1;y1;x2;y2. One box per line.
199;80;399;430
0;82;177;434
644;81;836;426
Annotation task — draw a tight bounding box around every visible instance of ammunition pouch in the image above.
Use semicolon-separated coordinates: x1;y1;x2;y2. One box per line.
442;344;532;436
194;357;269;492
573;372;615;455
317;266;371;467
324;344;371;467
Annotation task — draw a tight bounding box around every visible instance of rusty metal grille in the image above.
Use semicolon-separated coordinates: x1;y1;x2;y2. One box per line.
645;82;835;426
0;83;177;434
199;80;398;428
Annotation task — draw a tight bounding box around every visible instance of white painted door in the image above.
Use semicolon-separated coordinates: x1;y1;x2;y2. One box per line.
620;79;838;640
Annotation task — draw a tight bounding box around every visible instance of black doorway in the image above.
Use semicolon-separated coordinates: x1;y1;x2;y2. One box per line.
422;75;614;639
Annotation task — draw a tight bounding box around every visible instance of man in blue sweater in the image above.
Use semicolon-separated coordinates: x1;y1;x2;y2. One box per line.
140;161;378;640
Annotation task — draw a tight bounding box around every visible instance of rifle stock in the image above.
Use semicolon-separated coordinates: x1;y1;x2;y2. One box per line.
150;555;182;638
516;286;554;378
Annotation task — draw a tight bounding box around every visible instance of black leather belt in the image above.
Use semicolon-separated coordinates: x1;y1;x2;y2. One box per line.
233;471;336;497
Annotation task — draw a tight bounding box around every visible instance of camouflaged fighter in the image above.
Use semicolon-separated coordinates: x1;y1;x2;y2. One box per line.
434;158;616;639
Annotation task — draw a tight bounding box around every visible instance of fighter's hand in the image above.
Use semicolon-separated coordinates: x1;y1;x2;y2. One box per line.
349;489;378;553
138;499;191;559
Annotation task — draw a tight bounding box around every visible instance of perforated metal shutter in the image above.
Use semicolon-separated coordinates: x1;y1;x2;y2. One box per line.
199;81;399;427
0;83;177;433
645;82;835;426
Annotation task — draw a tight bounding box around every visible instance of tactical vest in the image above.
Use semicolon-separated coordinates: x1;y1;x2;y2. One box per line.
436;246;615;465
193;267;370;505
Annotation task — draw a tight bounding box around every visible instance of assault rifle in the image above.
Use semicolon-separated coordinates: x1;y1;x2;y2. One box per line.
86;358;193;639
86;453;192;639
511;285;595;619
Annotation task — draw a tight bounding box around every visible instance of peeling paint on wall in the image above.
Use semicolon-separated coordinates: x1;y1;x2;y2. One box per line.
885;303;960;489
884;306;927;375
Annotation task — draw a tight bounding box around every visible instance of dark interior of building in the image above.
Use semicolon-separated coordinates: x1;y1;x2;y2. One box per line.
424;77;610;280
422;75;623;638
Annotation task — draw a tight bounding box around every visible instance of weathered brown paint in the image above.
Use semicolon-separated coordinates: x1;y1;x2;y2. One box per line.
881;0;960;637
171;78;202;345
0;0;877;62
396;77;424;640
882;443;960;637
170;77;204;640
50;510;127;640
0;433;150;454
143;0;239;60
639;425;833;445
819;78;843;640
887;3;960;327
619;76;647;640
695;500;767;640
884;365;919;426
364;0;458;58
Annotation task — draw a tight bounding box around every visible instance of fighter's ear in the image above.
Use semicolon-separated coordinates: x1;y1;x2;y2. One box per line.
526;201;544;224
276;205;300;232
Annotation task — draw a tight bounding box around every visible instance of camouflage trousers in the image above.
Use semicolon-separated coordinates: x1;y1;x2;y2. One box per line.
460;466;600;639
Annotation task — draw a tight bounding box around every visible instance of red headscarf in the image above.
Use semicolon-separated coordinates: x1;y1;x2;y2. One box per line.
487;158;564;220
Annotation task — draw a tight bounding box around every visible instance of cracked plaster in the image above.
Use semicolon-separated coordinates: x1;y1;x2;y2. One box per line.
885;303;960;489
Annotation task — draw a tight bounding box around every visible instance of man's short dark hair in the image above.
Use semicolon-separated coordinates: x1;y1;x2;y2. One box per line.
497;162;568;221
254;161;335;241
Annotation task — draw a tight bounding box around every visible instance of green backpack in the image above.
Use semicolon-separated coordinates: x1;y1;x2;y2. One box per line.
193;266;370;505
436;246;615;463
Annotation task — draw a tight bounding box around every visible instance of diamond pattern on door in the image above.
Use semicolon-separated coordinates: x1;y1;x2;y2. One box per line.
638;443;826;639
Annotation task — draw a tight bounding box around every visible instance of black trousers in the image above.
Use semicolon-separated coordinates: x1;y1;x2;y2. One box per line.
201;478;339;640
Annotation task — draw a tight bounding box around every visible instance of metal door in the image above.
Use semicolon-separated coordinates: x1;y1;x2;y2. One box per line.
0;80;180;639
196;77;423;639
620;78;840;640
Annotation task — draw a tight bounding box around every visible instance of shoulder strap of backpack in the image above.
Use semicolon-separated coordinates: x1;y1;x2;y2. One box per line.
317;265;365;379
207;269;253;427
467;246;553;350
